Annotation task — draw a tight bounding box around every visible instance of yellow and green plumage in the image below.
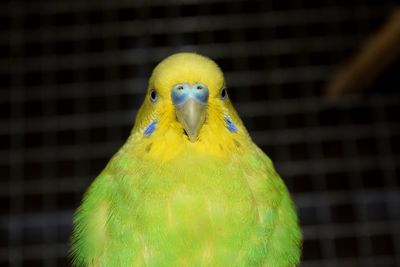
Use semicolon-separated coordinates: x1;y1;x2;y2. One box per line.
71;53;302;266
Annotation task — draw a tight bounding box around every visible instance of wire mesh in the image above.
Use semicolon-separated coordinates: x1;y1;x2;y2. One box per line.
2;0;400;266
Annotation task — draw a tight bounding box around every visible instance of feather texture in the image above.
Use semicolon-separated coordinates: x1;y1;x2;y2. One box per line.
71;53;302;266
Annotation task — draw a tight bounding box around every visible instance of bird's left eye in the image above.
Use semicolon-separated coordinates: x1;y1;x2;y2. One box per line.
220;87;228;100
150;89;158;102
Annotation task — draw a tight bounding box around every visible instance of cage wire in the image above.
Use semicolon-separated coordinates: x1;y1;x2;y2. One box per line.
1;0;400;267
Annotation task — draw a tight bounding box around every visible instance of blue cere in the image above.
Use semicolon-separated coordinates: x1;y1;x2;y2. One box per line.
144;120;157;136
171;83;209;106
191;83;209;103
224;116;238;132
171;84;191;106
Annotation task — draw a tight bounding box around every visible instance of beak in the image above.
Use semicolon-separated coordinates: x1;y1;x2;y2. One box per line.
175;98;207;142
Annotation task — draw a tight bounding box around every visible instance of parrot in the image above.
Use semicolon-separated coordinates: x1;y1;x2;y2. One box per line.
70;52;302;266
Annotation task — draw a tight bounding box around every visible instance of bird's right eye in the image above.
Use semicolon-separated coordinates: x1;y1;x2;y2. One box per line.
150;89;158;102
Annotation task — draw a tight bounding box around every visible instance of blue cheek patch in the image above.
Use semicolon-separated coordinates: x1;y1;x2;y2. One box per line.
144;120;157;136
224;116;238;133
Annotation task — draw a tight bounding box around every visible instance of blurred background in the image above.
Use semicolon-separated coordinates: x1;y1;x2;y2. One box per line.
2;0;400;266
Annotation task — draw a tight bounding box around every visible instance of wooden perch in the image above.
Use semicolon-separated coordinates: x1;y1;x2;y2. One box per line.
325;8;400;99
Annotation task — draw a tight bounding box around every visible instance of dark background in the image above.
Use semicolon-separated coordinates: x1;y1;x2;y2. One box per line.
2;0;400;266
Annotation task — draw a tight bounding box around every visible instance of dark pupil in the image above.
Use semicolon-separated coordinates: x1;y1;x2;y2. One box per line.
221;88;227;98
151;90;156;100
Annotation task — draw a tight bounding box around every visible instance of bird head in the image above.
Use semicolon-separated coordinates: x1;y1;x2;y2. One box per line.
131;53;250;161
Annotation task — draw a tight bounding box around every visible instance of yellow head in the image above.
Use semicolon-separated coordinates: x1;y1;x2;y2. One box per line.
130;53;251;161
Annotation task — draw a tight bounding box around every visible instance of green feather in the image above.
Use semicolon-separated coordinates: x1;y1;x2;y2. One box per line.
71;53;302;266
71;144;302;266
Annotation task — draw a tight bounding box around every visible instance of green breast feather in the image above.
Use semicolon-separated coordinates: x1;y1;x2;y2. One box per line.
71;143;302;267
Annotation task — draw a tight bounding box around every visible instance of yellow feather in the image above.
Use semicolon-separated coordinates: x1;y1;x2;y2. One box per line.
130;52;251;162
71;52;302;266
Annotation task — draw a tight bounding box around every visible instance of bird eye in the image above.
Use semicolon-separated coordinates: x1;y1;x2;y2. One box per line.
220;87;227;100
150;89;157;102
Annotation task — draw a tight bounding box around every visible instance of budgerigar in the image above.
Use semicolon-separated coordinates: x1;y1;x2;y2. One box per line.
71;53;302;266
